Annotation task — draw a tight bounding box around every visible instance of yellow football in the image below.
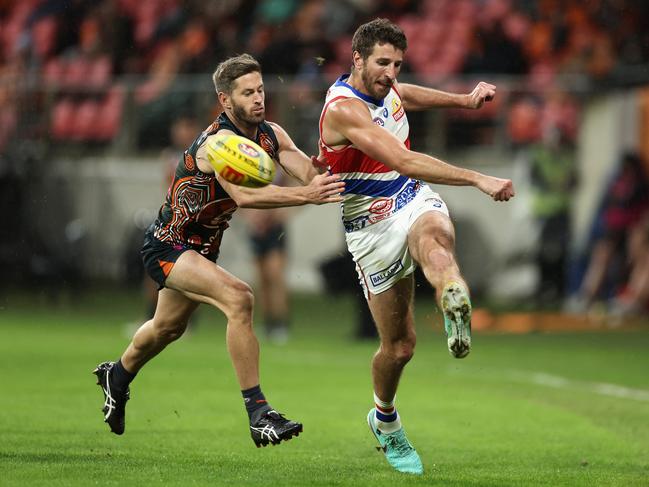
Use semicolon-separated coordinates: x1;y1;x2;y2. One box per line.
205;133;275;188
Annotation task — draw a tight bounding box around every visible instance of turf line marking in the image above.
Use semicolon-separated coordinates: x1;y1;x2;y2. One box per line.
446;366;649;402
506;370;649;402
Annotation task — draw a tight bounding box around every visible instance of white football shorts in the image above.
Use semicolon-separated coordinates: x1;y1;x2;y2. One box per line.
345;184;450;298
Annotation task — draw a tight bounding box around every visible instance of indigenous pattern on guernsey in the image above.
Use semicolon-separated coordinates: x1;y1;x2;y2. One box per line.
318;74;420;233
153;113;279;257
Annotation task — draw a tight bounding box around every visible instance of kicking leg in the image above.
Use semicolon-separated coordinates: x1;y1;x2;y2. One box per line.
408;211;472;358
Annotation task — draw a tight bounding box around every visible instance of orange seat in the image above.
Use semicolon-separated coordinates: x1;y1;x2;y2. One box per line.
51;99;77;139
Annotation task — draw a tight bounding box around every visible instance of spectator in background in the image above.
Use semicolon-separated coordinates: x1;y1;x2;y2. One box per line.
239;202;292;344
319;248;378;340
528;127;577;306
258;0;333;76
610;212;649;317
571;152;649;313
463;18;528;75
93;1;135;76
0;54;23;151
134;36;188;148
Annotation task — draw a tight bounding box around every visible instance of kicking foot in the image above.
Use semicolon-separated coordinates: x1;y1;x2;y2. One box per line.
441;282;472;358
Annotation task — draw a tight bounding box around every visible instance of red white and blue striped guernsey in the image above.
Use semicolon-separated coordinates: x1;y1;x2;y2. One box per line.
318;74;421;233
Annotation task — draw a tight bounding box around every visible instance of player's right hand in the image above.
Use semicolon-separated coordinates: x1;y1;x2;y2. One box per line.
467;81;496;109
478;176;515;201
305;172;345;204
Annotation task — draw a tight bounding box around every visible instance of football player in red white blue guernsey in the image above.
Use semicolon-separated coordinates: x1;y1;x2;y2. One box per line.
318;18;515;474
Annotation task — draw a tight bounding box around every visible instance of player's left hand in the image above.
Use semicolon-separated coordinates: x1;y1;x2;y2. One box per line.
304;172;345;204
467;82;496;109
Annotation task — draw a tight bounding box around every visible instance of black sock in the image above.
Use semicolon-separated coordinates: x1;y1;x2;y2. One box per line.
242;384;271;422
111;359;136;392
266;318;286;331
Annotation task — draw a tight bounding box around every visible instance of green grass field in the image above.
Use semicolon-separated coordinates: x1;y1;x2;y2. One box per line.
1;290;648;486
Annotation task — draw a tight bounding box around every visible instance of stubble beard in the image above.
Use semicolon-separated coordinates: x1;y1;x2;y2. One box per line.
361;69;390;100
232;103;264;128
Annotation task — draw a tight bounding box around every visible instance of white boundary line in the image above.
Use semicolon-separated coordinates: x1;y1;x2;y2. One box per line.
506;370;649;402
447;367;649;402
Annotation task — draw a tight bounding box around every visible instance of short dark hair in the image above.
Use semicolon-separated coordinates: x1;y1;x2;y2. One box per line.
351;18;407;60
212;54;262;94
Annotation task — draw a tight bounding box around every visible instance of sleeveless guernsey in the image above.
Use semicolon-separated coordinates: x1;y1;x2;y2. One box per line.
318;74;420;233
152;112;280;257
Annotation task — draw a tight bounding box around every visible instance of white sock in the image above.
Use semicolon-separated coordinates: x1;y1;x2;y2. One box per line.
374;392;402;433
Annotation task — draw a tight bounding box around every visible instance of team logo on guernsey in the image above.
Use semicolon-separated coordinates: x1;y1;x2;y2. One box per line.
184;151;195;171
238;142;260;158
372;117;385;126
392;98;405;121
369;198;393;214
258;132;276;160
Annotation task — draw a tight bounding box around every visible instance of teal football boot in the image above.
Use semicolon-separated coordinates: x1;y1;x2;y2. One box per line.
367;408;423;475
441;282;472;358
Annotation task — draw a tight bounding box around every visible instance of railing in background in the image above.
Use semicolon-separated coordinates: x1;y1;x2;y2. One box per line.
4;70;623;161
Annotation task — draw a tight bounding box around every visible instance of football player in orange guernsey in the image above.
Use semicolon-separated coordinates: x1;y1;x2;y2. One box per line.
94;54;345;447
318;19;514;473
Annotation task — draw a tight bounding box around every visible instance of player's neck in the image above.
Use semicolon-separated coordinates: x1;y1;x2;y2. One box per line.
224;110;258;139
347;70;369;97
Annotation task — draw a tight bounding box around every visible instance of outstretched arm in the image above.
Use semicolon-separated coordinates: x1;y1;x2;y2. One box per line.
218;172;345;208
267;121;319;184
326;98;513;201
195;130;345;208
397;81;496;111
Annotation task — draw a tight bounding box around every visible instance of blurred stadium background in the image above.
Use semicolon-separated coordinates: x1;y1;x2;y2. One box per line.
2;0;649;321
2;1;649;485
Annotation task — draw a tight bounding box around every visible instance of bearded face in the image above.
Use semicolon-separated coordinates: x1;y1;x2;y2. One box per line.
232;100;264;125
227;71;266;127
357;43;403;100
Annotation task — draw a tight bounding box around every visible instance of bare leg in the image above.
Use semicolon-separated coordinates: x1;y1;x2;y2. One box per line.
97;249;302;442
256;248;289;326
624;252;649;307
367;277;416;402
408;211;472;358
407;211;467;307
121;287;198;372
366;276;424;475
164;251;260;390
580;239;615;304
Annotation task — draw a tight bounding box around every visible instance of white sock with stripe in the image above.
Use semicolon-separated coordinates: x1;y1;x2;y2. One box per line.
374;392;401;433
